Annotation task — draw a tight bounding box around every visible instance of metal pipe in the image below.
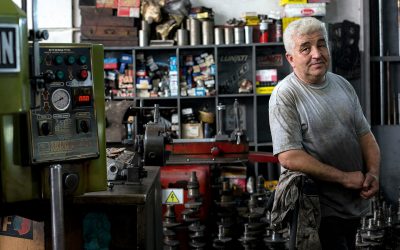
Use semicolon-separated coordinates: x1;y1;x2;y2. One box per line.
50;164;65;250
378;0;384;124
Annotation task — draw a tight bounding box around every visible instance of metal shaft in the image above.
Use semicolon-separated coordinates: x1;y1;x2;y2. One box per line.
50;164;65;250
378;0;384;124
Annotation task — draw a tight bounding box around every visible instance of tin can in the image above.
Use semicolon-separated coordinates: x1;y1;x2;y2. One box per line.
244;26;253;44
224;27;234;45
202;20;214;45
234;27;244;44
214;27;224;45
177;29;189;46
139;30;148;47
190;18;201;46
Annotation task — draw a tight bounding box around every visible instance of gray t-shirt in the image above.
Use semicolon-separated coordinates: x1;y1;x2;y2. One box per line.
269;71;371;219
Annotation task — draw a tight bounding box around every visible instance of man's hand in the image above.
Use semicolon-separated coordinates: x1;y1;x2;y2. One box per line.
360;172;379;199
341;171;365;189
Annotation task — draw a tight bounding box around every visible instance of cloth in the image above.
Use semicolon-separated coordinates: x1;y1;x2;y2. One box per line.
271;169;321;250
319;216;360;250
269;71;370;219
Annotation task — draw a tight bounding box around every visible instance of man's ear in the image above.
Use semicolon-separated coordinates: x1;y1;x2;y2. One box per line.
286;53;295;68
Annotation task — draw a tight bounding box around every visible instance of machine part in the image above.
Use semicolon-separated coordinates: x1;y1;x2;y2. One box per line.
246;176;255;194
238;224;257;248
213;224;232;249
230;99;246;144
216;103;227;137
188;171;200;199
50;164;65;250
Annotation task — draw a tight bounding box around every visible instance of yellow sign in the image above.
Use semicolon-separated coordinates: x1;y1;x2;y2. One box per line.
162;189;183;204
166;191;180;203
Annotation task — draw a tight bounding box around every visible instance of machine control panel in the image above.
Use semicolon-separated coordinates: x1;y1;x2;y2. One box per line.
29;45;100;164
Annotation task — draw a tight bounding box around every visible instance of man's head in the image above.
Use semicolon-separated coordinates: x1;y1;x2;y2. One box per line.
283;17;330;84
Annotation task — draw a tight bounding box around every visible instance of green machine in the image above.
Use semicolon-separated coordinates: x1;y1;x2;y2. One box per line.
0;0;107;206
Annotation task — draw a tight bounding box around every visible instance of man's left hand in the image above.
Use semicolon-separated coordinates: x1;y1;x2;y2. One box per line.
360;172;379;199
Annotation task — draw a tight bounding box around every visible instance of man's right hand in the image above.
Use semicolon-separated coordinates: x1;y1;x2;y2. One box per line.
341;171;365;189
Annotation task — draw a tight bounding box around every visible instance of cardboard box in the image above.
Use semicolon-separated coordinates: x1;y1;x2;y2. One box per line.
279;0;307;6
182;123;203;139
284;3;326;17
0;216;44;250
282;17;301;31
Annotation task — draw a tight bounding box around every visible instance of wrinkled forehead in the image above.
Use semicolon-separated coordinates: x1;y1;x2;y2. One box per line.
294;31;326;45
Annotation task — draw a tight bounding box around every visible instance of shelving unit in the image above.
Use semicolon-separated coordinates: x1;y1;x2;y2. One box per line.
103;43;290;152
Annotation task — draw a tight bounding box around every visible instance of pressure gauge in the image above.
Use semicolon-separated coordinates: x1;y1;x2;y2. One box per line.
51;88;71;111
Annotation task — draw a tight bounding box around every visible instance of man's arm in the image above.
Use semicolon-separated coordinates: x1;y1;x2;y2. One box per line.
359;131;380;199
277;149;365;189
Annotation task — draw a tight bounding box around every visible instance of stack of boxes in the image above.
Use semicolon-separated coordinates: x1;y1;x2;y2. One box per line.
104;53;134;98
180;52;216;97
279;0;329;31
80;0;139;46
135;53;178;98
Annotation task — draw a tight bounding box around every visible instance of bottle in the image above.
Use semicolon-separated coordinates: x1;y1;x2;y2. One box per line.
275;19;282;42
259;19;269;43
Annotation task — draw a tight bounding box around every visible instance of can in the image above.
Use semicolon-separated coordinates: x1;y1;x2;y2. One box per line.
224;27;234;45
190;18;201;46
234;27;244;44
244;26;253;44
177;29;189;46
202;20;214;45
139;30;148;47
214;27;224;45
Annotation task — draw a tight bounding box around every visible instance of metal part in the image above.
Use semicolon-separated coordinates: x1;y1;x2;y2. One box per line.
245;26;253;44
224;27;234;45
378;0;384;124
230;99;246;144
214;27;224;45
202;20;214;45
177;29;189;46
234;27;244;45
190;18;201;46
50;164;65;250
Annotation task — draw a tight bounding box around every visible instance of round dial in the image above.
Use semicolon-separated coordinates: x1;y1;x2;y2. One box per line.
51;88;71;111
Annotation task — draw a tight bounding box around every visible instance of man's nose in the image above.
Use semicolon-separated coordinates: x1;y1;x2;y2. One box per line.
310;46;322;58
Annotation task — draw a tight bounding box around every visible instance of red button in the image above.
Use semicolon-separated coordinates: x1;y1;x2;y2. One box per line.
80;69;88;80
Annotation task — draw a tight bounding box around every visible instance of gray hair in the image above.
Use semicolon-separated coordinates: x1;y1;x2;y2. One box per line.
283;17;329;54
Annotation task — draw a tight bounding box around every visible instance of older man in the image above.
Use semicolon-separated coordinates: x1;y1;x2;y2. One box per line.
269;17;380;250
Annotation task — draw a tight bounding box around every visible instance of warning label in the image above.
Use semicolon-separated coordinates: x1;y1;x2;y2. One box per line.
162;188;183;204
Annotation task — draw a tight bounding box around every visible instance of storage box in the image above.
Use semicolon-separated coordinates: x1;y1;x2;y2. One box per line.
0;216;44;250
182;123;203;139
284;3;326;17
279;0;307;6
282;17;301;31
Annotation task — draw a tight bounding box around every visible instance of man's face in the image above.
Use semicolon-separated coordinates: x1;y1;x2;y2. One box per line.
286;31;330;84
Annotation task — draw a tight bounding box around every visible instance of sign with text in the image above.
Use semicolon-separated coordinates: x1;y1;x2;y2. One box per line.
0;24;19;73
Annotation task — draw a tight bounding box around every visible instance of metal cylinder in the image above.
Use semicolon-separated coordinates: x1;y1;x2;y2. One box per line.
224;27;233;45
177;29;189;46
202;20;214;45
244;26;253;44
234;27;244;44
50;164;65;250
214;27;224;45
139;30;148;47
190;18;201;46
141;20;150;37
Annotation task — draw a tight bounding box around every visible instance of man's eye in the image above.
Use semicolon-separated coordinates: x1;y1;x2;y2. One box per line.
301;47;310;53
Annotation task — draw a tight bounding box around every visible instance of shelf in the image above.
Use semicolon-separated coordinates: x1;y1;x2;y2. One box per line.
104;43;288;151
370;56;400;62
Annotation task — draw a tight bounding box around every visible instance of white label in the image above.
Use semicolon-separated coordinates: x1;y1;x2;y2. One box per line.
162;188;184;204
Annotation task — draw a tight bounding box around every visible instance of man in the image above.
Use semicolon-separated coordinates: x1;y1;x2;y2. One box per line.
269;17;380;250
